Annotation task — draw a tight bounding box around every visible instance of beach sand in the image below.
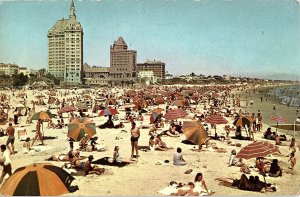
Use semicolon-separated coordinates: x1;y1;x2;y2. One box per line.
0;86;299;196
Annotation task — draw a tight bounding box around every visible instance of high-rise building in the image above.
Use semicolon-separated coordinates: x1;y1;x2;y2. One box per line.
47;0;83;84
136;60;166;79
110;37;137;82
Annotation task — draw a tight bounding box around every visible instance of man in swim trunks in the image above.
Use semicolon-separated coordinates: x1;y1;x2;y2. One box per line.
130;121;140;159
6;123;15;154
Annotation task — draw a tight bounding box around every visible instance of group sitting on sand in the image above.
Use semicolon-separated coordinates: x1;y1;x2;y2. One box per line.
170;173;214;196
216;174;277;192
148;134;172;151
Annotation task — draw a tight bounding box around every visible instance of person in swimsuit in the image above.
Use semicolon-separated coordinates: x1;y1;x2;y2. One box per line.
6;123;15;154
194;173;211;195
84;155;106;175
31;119;44;146
130;121;140;159
113;146;134;164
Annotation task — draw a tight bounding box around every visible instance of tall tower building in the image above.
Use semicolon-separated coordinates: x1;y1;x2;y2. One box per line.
110;37;137;82
47;0;83;84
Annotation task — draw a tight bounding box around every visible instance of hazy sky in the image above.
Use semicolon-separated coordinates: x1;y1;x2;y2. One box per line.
0;0;300;79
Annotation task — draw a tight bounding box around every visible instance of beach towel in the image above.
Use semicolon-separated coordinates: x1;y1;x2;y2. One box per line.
28;146;53;155
158;185;212;196
91;157;129;167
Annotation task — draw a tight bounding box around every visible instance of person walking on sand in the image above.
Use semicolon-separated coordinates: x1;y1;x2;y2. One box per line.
5;123;15;154
0;145;12;184
31;119;44;146
130;121;140;159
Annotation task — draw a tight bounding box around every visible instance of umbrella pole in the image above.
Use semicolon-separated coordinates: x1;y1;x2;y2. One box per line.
294;121;296;138
275;122;278;134
42;122;44;140
214;126;217;140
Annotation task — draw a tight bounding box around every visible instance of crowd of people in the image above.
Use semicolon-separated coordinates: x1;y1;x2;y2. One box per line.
0;84;299;196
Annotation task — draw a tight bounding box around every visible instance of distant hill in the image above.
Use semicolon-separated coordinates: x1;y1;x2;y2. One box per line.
262;73;300;81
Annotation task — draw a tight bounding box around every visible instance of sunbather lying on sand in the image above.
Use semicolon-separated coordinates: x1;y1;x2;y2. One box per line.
170;182;199;196
216;174;276;192
64;154;106;175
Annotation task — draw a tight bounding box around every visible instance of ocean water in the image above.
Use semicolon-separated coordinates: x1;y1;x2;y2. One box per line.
267;85;300;107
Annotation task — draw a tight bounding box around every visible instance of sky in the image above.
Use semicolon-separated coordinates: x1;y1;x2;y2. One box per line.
0;0;300;80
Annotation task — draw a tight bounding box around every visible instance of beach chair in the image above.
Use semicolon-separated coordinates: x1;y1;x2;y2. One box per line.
16;128;28;141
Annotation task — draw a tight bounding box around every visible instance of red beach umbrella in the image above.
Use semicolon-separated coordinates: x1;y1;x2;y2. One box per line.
270;115;288;134
99;107;119;116
205;114;228;139
165;109;188;120
236;141;280;188
236;141;280;160
58;106;77;114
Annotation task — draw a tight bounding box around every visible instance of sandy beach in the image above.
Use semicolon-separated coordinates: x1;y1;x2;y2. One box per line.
0;84;299;196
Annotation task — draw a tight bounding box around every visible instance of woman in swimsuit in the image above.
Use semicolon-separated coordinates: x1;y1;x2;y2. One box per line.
130;121;140;159
113;146;134;164
194;173;211;195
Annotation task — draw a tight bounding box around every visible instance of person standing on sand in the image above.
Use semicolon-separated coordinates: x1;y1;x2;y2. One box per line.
256;113;262;132
5;123;15;154
130;121;140;159
0;145;12;184
31;119;44;146
288;153;296;170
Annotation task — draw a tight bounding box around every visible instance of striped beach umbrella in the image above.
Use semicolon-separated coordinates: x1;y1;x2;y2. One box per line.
236;141;280;160
0;163;75;196
270;115;288;124
58;106;77;114
165;109;188;120
205;114;228;125
205;114;228;139
98;107;119;116
236;141;280;187
68;117;96;141
233;116;254;127
270;115;288;134
30;111;53;121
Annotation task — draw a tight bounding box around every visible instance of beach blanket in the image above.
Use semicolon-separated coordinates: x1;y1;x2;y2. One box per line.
24;146;53;155
91;157;129;167
158;185;212;196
